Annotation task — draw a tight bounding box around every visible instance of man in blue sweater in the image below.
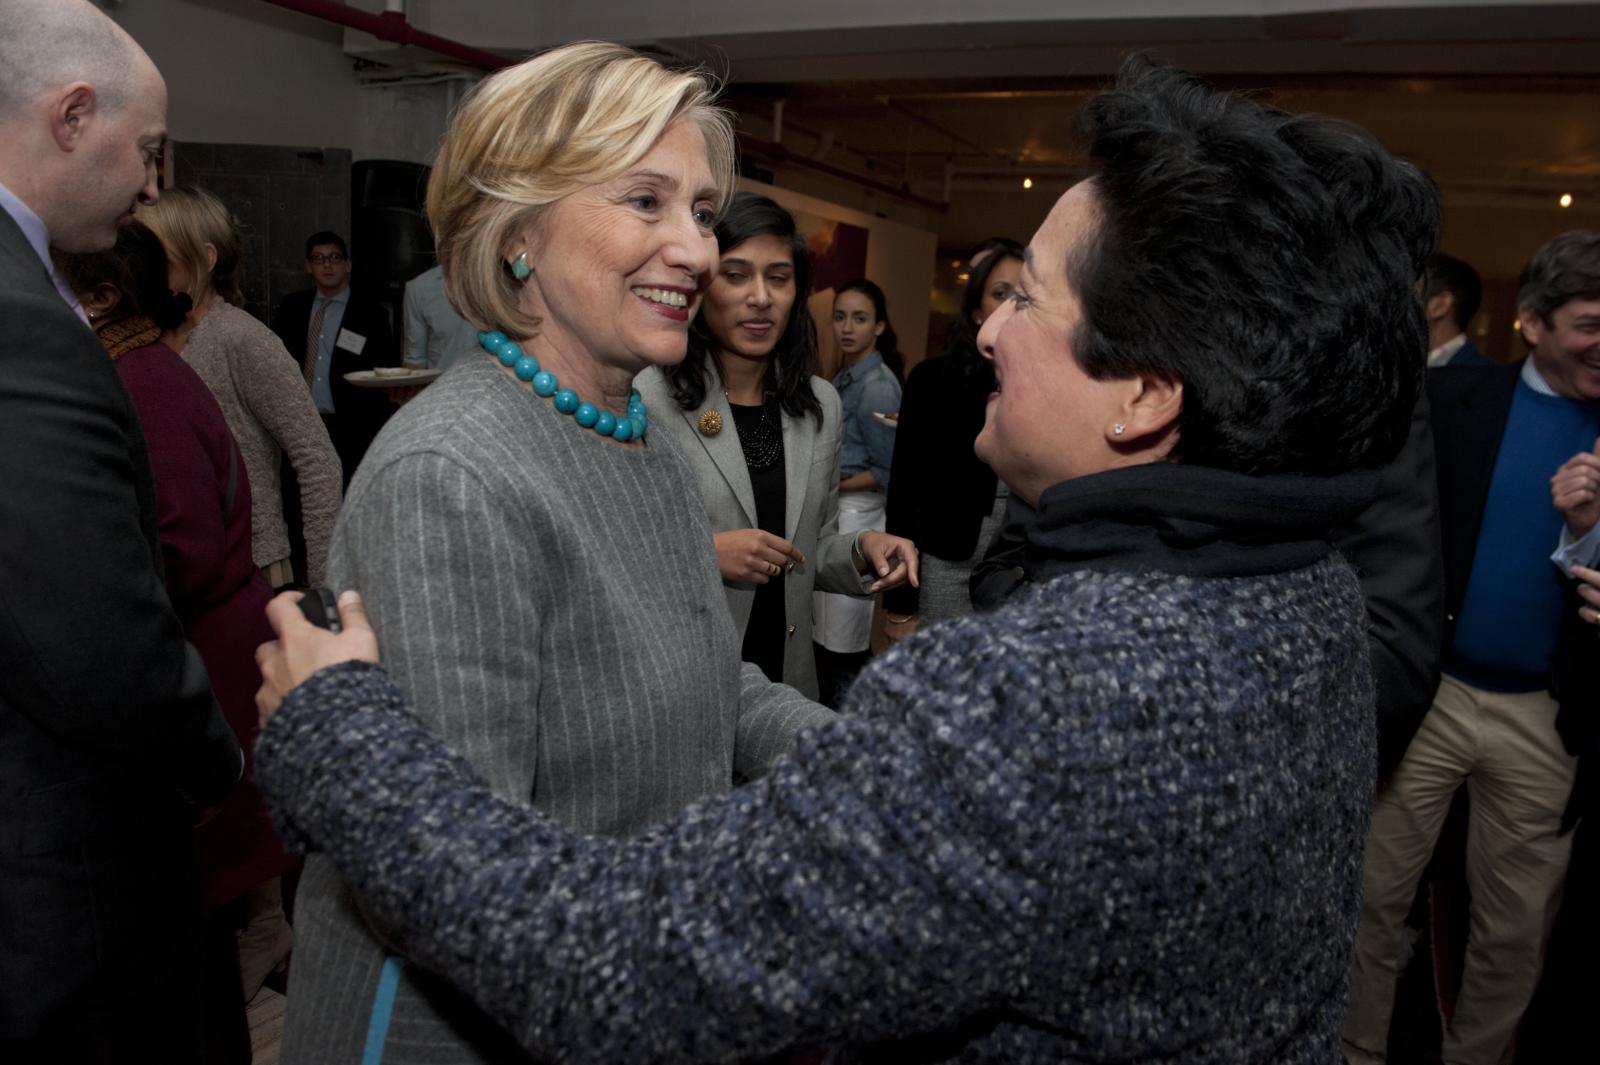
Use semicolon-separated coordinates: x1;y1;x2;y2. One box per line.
1345;230;1600;1065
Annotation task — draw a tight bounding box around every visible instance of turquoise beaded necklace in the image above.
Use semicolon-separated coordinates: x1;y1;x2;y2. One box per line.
478;331;648;442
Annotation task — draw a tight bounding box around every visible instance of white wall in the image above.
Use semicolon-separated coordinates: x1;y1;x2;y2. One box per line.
739;177;939;377
111;0;451;164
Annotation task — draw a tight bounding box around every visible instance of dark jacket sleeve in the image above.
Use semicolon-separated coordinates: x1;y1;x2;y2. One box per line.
270;290;306;358
0;293;240;808
363;296;397;368
257;661;1039;1065
335;296;399;430
1330;386;1445;779
969;493;1034;611
1551;583;1598;830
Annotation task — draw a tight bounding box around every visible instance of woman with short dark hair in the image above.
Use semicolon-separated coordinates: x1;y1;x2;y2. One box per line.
254;57;1439;1063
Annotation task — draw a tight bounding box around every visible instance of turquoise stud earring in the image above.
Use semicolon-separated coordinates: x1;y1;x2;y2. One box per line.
510;252;532;281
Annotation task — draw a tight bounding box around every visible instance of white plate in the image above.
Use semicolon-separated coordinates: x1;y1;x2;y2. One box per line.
872;411;900;428
344;368;443;389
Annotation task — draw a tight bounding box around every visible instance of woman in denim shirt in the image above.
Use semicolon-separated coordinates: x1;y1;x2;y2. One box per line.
813;278;903;704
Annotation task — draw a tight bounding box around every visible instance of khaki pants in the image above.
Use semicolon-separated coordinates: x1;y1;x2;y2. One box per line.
1343;674;1578;1065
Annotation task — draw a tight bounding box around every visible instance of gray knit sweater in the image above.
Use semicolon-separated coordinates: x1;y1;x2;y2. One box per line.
260;551;1377;1064
281;354;834;1063
179;300;341;578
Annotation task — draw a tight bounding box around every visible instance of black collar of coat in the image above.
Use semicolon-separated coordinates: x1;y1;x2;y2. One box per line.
1023;462;1380;582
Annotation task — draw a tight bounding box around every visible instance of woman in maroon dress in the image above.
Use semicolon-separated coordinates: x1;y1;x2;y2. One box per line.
56;222;293;1062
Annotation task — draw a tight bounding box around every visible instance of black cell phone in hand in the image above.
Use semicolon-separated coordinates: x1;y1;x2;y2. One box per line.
299;587;344;634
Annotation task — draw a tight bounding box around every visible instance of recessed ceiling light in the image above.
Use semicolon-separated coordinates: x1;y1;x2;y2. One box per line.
1559;193;1574;208
1022;177;1033;190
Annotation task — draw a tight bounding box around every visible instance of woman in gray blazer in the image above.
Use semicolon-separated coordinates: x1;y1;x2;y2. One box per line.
638;193;917;700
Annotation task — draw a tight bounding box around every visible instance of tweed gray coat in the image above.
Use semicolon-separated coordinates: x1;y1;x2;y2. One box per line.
262;552;1378;1064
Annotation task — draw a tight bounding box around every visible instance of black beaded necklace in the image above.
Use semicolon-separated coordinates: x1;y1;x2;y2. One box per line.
728;394;783;471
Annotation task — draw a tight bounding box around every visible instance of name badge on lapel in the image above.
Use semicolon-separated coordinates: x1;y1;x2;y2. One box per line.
335;328;367;354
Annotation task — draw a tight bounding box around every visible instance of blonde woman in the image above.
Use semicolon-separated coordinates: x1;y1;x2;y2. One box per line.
139;187;340;586
281;42;833;1063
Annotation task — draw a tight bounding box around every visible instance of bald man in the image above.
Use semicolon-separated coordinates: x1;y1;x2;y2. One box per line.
0;2;241;1060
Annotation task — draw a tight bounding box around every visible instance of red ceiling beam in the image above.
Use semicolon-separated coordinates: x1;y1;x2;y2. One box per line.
257;0;516;70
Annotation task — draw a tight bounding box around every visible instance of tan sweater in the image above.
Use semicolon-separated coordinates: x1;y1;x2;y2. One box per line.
180;301;340;581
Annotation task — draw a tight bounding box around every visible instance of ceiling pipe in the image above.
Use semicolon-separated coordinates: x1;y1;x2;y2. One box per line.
257;0;516;70
257;3;946;215
880;99;1012;164
738;133;948;213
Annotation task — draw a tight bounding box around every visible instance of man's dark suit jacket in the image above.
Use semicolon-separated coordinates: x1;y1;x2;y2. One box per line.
971;386;1447;780
1429;362;1597;826
0;210;241;1039
271;287;397;480
1441;336;1496;367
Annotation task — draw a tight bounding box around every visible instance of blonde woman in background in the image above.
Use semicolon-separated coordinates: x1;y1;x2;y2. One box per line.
281;42;832;1063
140;186;340;587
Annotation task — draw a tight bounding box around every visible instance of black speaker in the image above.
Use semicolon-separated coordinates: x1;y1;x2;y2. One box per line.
351;159;435;297
353;159;431;211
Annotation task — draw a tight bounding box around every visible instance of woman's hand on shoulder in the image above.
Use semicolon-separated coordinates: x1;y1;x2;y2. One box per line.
714;528;805;584
255;590;381;729
856;530;919;593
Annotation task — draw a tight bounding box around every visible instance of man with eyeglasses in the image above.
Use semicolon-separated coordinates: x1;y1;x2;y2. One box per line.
272;230;397;485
